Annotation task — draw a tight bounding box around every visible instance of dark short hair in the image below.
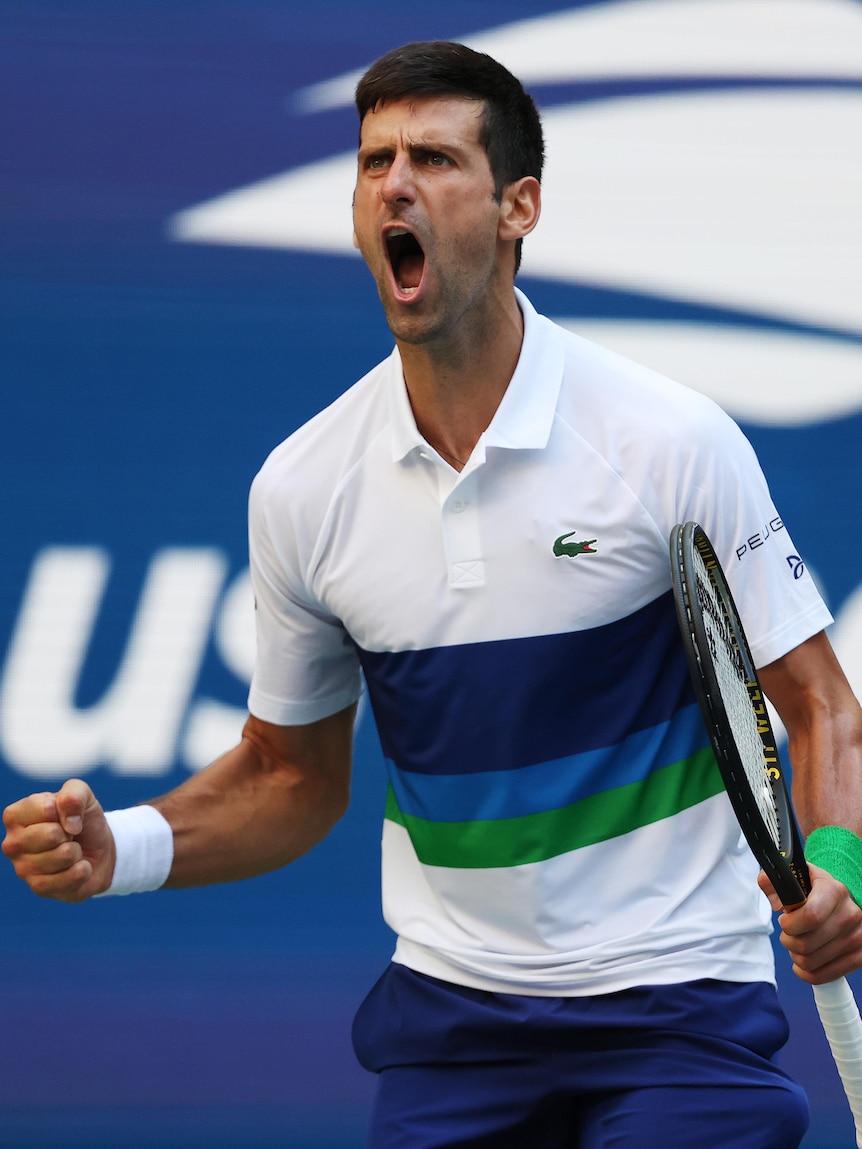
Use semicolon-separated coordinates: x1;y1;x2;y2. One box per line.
356;41;544;273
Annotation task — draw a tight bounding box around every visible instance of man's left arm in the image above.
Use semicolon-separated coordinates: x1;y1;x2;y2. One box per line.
759;630;862;983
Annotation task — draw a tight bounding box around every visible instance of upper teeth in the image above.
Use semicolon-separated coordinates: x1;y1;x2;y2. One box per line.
389;228;409;238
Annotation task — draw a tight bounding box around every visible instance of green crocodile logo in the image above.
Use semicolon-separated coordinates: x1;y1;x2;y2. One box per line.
553;530;597;558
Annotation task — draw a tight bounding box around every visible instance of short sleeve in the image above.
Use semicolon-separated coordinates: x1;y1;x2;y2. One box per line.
675;406;833;668
246;464;362;727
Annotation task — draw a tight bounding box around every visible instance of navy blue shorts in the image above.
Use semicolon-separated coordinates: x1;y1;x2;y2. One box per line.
352;964;809;1149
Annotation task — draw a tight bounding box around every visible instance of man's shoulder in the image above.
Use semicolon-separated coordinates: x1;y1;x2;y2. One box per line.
254;353;393;494
552;318;736;437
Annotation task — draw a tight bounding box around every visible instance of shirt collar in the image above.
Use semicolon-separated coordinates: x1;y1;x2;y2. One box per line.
388;288;565;464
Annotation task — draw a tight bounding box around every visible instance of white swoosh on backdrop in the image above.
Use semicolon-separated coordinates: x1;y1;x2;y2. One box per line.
169;0;862;426
536;90;861;334
557;322;862;427
296;0;862;111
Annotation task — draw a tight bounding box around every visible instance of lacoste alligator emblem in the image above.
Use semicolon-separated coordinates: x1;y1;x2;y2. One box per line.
553;531;598;558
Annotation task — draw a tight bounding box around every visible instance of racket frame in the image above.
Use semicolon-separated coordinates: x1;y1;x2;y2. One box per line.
669;521;809;908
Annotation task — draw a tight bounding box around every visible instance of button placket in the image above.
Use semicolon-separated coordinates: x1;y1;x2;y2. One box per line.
442;471;484;587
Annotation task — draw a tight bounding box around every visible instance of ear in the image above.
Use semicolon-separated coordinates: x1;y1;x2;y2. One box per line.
497;176;541;243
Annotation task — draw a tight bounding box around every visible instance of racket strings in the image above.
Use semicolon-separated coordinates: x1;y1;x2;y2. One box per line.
692;551;782;849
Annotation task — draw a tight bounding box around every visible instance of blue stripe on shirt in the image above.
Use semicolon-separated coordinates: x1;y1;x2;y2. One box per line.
357;590;696;779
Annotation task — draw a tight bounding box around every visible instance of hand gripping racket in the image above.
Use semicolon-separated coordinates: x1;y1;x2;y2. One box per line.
670;521;862;1145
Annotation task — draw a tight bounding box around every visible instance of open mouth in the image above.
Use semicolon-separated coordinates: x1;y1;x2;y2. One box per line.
386;228;425;294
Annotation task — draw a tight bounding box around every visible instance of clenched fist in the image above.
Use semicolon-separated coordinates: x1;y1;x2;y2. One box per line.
2;779;115;902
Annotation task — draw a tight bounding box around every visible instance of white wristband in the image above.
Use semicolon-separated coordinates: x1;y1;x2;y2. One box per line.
99;805;174;895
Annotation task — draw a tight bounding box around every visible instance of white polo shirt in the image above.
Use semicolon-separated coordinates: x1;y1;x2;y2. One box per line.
248;290;831;996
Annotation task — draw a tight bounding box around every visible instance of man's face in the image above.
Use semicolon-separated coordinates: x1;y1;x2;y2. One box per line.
353;96;510;348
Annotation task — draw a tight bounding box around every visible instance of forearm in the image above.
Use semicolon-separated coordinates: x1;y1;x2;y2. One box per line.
785;710;862;838
760;632;862;836
147;709;354;888
153;744;336;885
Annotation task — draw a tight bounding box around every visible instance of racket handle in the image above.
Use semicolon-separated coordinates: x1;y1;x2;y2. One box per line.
813;979;862;1147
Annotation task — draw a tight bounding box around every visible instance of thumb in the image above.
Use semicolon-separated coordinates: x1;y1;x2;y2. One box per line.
56;778;97;837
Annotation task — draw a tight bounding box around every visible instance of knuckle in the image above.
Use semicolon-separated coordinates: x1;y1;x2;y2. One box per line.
29;868;84;902
783;935;814;961
36;842;80;875
2;803;24;832
27;872;58;899
43;823;68;849
804;902;828;930
56;841;82;868
4;793;54;830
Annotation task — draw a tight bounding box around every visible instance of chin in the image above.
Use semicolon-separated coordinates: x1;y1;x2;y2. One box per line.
380;299;435;345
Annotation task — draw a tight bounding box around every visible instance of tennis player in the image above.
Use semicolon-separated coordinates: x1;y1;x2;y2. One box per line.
5;41;862;1148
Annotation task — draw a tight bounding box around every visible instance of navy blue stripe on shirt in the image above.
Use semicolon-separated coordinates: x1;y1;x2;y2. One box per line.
357;589;697;778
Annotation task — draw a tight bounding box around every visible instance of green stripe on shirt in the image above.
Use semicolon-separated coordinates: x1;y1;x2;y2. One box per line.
384;748;724;869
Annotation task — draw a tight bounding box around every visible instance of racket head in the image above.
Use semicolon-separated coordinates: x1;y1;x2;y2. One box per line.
669;521;810;908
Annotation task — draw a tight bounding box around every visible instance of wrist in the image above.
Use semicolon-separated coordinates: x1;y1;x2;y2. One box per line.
97;805;174;896
805;825;862;908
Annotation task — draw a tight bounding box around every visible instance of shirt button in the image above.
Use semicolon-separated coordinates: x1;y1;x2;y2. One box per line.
451;500;468;513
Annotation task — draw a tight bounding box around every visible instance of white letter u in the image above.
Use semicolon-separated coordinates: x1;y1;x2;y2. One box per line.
0;547;226;778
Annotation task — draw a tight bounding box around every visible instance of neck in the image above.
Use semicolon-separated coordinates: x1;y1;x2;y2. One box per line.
400;290;524;471
423;437;470;471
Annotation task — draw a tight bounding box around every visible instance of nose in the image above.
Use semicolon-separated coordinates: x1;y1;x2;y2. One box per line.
380;153;416;206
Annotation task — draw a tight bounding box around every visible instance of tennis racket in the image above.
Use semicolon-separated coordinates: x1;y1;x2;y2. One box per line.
669;521;862;1145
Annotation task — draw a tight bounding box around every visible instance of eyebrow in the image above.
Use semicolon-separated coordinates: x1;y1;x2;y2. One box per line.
358;137;466;163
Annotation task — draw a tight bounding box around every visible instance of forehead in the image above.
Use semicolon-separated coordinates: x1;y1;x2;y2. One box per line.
358;95;486;149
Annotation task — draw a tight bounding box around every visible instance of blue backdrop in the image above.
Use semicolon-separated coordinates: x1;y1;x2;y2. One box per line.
2;2;861;1146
